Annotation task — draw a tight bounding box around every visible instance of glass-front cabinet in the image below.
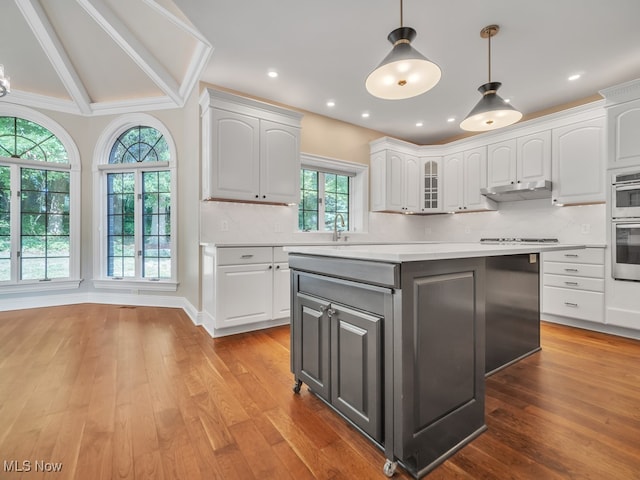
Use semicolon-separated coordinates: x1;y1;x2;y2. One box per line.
421;157;442;213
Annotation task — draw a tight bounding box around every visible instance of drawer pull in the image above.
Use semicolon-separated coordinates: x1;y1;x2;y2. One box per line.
564;281;579;286
564;254;579;257
240;254;254;259
564;268;579;272
564;302;579;308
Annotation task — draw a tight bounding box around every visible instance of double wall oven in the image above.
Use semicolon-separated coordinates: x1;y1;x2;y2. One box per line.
612;171;640;281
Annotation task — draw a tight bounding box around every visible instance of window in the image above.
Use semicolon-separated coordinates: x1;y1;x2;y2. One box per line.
299;169;350;231
298;153;368;234
0;110;80;292
94;115;177;291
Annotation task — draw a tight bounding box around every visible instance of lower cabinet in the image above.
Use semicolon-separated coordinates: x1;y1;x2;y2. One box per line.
542;247;605;324
202;245;291;335
292;275;384;442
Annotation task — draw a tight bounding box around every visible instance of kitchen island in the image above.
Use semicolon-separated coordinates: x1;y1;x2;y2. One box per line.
285;242;579;478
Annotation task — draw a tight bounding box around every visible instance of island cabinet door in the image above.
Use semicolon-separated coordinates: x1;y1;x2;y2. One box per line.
330;304;383;443
396;258;486;474
292;293;330;400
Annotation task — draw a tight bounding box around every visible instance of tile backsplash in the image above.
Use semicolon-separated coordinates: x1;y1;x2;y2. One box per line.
200;199;606;245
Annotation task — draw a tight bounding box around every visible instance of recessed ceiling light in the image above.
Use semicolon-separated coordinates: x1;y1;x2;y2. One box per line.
416;122;424;127
568;74;581;81
267;70;278;78
326;100;335;107
447;117;455;123
361;112;370;118
504;98;511;103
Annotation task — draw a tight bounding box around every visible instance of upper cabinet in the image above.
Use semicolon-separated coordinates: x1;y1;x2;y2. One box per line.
487;131;551;187
443;147;496;212
371;149;421;213
606;98;640;169
200;88;303;204
551;117;606;205
421;157;442;213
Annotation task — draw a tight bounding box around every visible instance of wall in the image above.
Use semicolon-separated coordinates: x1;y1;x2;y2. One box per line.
0;92;202;314
422;200;606;245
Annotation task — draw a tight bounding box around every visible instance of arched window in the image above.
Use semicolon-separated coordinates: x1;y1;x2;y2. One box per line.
93;114;177;291
0;107;81;292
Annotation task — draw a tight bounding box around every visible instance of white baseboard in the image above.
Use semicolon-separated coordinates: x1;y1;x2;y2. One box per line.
0;291;201;329
542;314;640;340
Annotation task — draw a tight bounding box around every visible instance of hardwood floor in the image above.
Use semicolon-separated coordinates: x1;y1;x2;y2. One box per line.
0;304;638;479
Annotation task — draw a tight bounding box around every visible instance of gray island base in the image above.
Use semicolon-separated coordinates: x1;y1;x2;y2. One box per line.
285;242;581;478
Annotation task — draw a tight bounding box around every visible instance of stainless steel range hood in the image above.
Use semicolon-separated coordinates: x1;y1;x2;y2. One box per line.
480;180;552;202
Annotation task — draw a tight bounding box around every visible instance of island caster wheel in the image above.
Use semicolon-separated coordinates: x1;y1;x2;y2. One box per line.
383;460;397;477
293;379;302;394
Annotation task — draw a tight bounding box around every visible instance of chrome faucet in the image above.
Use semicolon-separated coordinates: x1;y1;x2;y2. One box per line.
333;213;345;242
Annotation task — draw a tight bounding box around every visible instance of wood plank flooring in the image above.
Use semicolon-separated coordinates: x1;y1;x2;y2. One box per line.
0;304;638;479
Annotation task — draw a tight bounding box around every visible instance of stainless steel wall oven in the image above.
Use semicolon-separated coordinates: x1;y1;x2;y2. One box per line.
612;170;640;281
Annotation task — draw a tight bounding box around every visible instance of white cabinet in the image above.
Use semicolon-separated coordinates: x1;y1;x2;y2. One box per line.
420;157;442;213
200;88;302;204
202;246;291;335
443;147;496;212
606;98;640;169
551;117;606;205
542;247;605;324
371;150;421;213
487;131;551;188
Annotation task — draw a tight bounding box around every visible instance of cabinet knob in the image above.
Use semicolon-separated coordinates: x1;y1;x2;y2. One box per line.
511;181;515;184
263;195;266;199
268;265;273;269
255;195;259;199
276;265;280;269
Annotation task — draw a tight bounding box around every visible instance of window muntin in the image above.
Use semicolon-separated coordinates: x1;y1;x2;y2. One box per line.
142;171;171;279
299;168;350;232
101;124;173;282
0;117;68;163
109;126;170;164
107;172;135;277
0;166;10;281
20;168;70;280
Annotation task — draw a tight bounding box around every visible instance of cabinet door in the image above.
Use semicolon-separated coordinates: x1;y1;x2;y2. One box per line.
272;262;291;319
608;99;640;169
517;130;551;183
330;304;382;442
464;147;492;211
260;120;300;203
292;293;330;400
552;118;605;205
386;151;405;211
487;139;516;187
421;157;442;213
443;152;463;211
370;152;387;212
404;154;421;212
216;263;272;328
210;109;260;201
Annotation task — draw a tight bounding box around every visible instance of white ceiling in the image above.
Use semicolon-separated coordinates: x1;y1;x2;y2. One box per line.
2;1;640;144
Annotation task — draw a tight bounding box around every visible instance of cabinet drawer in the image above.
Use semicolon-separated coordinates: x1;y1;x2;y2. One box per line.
543;262;604;278
543;248;604;265
217;247;272;265
543;274;604;292
273;246;289;263
542;286;604;323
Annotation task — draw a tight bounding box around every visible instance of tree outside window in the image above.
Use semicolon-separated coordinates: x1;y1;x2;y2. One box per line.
299;168;350;232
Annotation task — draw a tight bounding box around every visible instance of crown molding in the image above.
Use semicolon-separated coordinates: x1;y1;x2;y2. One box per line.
600;78;640;106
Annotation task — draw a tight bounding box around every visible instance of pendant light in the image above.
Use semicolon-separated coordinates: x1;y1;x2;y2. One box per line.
460;25;522;132
365;0;441;100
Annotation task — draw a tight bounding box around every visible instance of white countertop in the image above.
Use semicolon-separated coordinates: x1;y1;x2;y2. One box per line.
284;242;584;263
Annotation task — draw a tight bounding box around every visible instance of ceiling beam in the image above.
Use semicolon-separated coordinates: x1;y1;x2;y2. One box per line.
77;0;183;106
15;0;93;115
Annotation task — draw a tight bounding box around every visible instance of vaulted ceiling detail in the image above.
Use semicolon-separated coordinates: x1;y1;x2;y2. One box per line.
1;0;211;115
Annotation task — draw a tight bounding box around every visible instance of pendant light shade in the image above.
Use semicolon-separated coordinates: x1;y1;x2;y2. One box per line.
366;2;441;100
460;25;522;132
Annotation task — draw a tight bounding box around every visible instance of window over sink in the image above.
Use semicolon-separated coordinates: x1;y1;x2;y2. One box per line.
298;153;368;234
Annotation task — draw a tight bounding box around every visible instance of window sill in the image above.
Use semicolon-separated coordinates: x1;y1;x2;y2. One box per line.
0;279;83;295
93;278;179;292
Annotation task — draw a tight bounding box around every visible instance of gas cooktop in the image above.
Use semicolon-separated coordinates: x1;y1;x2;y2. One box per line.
480;238;559;244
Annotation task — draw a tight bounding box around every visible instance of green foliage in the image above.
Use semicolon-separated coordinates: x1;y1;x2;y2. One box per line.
109;126;169;164
0;117;68;163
